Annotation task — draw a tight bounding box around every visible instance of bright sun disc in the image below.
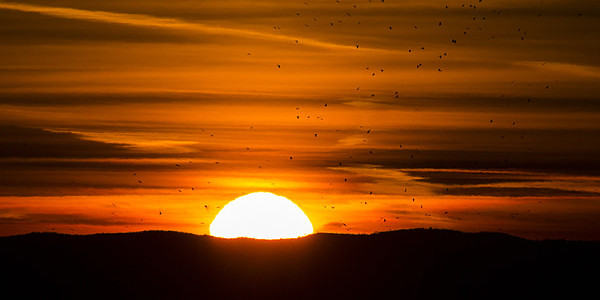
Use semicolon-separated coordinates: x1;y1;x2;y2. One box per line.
209;192;313;239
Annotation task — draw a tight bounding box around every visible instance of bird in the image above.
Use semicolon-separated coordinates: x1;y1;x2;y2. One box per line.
355;44;359;49
277;64;281;68
138;180;143;184
175;164;181;167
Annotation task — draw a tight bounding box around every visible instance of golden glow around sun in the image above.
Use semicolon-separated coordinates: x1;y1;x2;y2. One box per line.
209;192;313;239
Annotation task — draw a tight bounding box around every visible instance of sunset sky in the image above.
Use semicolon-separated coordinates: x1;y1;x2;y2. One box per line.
1;0;599;240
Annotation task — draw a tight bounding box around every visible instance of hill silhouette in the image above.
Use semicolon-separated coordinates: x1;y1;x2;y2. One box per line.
1;229;598;299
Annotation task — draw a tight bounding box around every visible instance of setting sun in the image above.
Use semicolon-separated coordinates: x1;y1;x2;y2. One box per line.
209;192;313;239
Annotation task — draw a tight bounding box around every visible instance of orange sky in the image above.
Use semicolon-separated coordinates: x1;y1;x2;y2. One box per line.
1;0;599;240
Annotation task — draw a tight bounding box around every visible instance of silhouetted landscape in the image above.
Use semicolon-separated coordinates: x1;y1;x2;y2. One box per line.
2;229;598;299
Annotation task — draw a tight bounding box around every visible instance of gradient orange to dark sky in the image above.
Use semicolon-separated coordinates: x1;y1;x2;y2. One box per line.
1;0;599;240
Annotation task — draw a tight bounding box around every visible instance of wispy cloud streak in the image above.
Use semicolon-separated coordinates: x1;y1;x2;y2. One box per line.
0;1;363;51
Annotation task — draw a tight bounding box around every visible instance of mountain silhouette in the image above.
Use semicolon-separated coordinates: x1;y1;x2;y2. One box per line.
1;229;598;299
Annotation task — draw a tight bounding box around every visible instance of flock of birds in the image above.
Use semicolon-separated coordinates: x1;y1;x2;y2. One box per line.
126;0;583;232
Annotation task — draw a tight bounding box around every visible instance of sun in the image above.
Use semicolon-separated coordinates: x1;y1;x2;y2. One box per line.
209;192;313;239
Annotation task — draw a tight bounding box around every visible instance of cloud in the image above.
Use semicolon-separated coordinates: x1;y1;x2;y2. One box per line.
408;170;538;186
0;213;132;226
0;1;360;51
514;61;600;79
439;187;600;197
0;125;134;158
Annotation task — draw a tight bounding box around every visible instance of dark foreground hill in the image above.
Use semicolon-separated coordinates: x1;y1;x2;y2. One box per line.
1;229;598;299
